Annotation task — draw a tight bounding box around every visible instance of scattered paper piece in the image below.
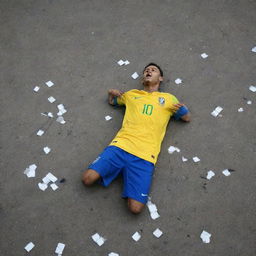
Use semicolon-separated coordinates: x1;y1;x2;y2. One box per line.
50;183;59;191
24;164;37;178
238;107;244;112
57;104;67;116
168;146;180;154
117;60;125;66
207;170;215;180
249;85;256;92
91;233;106;246
37;129;44;136
131;72;139;79
222;169;231;176
48;112;54;118
109;253;119;256
124;60;130;65
211;106;223;117
182;156;188;162
45;81;54;87
175;78;182;85
247;100;252;105
153;228;163;238
48;96;56;103
147;199;160;220
42;176;51;184
43;146;51;154
56;116;66;124
201;53;208;59
193;156;200;163
38;182;48;191
55;243;65;255
24;242;35;252
132;232;141;242
33;86;40;92
151;211;160;219
200;230;211;243
252;46;256;53
105;115;112;121
46;172;58;182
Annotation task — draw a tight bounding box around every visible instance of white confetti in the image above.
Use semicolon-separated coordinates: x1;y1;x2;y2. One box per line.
249;85;256;92
151;211;160;220
252;46;256;53
238;107;244;112
147;199;160;220
182;156;188;162
33;86;40;92
132;232;141;242
37;129;44;136
153;228;163;238
200;230;211;243
56;116;66;124
48;112;54;118
48;96;56;103
57;104;67;116
206;170;215;180
91;233;106;246
42;176;51;184
193;156;200;163
211;106;223;117
168;146;180;154
43;146;51;154
105;115;112;121
109;253;119;256
24;242;35;252
24;164;37;178
46;172;58;182
201;53;208;59
222;169;231;176
175;78;182;85
50;183;59;191
247;100;252;105
117;60;125;66
38;182;48;191
45;80;54;87
131;72;139;79
124;60;130;65
55;243;65;255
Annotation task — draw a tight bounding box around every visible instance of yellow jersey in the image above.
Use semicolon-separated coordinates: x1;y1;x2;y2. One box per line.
109;89;179;164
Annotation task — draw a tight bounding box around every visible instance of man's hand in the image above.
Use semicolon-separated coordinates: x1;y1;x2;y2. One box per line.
108;89;124;105
172;103;191;122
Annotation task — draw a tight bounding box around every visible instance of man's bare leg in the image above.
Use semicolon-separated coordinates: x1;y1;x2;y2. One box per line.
128;198;145;214
82;169;101;186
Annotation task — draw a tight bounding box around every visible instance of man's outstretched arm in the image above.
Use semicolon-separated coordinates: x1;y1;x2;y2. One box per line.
108;89;124;106
173;103;191;122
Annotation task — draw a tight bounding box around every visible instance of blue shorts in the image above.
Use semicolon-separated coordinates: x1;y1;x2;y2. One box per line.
88;146;154;204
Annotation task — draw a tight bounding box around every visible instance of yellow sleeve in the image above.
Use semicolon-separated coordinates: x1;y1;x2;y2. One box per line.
169;95;180;115
116;92;127;106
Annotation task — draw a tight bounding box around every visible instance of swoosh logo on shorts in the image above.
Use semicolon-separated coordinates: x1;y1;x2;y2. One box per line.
141;193;148;197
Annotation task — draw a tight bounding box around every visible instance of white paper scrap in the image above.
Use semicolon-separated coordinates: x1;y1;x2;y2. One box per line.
46;172;58;182
147;200;160;220
201;53;208;59
200;230;211;243
50;183;59;191
238;107;244;112
57;104;67;116
33;86;40;92
182;156;188;162
252;46;256;53
211;106;223;117
193;156;200;163
207;170;215;180
24;164;37;178
48;96;56;103
249;85;256;92
117;60;125;66
175;78;182;85
222;169;231;176
247;100;252;105
109;253;119;256
91;233;106;246
153;228;163;238
43;146;51;154
168;146;180;154
55;243;65;255
42;176;51;184
124;60;130;65
24;242;35;252
151;211;160;220
48;112;54;118
45;81;54;87
105;115;112;121
131;72;139;79
132;232;141;242
37;129;44;136
56;116;66;124
38;182;48;191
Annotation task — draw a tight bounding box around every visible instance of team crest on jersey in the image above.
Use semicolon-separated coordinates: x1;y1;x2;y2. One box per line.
158;97;165;105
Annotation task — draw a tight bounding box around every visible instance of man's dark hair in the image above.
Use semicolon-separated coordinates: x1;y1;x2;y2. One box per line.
143;63;163;77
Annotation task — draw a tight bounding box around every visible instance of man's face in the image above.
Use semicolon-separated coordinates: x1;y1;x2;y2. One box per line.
143;65;163;86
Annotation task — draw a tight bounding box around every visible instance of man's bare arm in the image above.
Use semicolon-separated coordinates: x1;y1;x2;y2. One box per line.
173;103;191;122
108;89;123;105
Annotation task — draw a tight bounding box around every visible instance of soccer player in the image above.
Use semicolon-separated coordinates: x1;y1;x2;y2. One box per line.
82;63;190;214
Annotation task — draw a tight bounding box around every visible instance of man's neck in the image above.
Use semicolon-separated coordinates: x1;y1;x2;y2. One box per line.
143;83;160;93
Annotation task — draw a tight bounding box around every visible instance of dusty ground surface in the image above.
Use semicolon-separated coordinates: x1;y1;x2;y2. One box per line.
1;0;256;255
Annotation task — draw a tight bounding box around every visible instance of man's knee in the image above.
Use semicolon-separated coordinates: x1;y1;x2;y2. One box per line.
128;199;145;214
82;169;100;186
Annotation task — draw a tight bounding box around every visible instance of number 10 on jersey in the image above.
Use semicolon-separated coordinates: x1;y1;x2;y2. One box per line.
142;104;153;115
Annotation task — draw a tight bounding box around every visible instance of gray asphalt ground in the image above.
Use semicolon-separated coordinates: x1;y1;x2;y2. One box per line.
1;0;256;255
